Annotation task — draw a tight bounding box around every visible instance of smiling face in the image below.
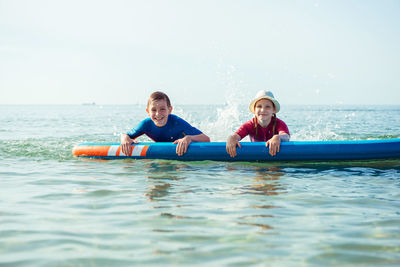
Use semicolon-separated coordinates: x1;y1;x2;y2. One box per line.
254;99;276;127
146;99;172;127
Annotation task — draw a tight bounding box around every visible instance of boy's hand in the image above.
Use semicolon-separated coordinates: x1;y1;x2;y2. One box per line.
266;135;281;156
173;136;192;156
120;134;135;156
226;134;241;158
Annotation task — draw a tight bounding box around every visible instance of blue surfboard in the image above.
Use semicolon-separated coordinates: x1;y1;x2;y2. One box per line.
73;139;400;161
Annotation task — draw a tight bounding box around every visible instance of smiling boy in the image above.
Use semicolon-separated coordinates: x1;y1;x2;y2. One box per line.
121;91;210;156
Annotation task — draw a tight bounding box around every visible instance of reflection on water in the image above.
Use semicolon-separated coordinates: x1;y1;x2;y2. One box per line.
142;162;289;233
237;221;273;230
144;161;186;202
146;182;171;200
239;166;285;196
228;165;286;232
160;213;192;219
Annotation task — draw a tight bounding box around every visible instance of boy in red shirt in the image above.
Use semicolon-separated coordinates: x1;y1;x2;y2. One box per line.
226;90;290;157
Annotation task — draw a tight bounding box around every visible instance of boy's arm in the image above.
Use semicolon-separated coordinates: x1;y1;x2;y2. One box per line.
173;133;210;156
120;133;137;155
188;133;210;142
121;120;147;155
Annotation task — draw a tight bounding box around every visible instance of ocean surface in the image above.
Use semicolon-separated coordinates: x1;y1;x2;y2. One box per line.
1;104;400;266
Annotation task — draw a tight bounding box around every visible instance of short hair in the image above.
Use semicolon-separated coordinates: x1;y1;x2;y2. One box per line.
147;91;171;108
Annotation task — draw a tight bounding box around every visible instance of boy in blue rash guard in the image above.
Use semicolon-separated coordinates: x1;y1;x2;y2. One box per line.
120;91;210;156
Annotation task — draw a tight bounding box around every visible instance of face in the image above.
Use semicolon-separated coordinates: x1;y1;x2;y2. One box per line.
254;99;275;126
146;99;172;127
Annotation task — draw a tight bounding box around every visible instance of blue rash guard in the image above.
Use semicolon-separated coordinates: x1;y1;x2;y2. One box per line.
126;114;203;142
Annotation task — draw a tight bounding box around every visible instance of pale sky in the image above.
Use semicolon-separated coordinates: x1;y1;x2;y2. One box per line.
1;0;400;105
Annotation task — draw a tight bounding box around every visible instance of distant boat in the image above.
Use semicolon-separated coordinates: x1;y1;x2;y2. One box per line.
82;102;96;105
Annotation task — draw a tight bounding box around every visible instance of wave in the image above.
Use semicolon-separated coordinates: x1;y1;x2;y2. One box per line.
0;135;115;161
0;138;75;161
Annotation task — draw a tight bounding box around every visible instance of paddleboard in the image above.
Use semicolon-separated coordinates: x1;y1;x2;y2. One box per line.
72;139;400;162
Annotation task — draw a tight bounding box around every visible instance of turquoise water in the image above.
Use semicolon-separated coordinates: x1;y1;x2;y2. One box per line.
1;104;400;266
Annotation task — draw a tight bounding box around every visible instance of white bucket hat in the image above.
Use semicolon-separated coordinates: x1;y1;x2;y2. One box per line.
249;90;280;113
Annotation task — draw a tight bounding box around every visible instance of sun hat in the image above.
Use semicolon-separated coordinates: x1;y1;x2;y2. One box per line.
249;90;280;114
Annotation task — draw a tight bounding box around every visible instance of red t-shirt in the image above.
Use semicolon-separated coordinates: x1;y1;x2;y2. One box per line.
235;117;290;142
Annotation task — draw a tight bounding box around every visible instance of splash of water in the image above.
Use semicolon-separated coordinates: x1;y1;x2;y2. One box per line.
205;64;252;141
200;103;245;142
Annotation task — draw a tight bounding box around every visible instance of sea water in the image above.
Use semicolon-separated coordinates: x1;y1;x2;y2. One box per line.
0;104;399;266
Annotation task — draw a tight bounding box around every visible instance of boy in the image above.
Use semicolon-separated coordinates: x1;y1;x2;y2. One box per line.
121;91;210;156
